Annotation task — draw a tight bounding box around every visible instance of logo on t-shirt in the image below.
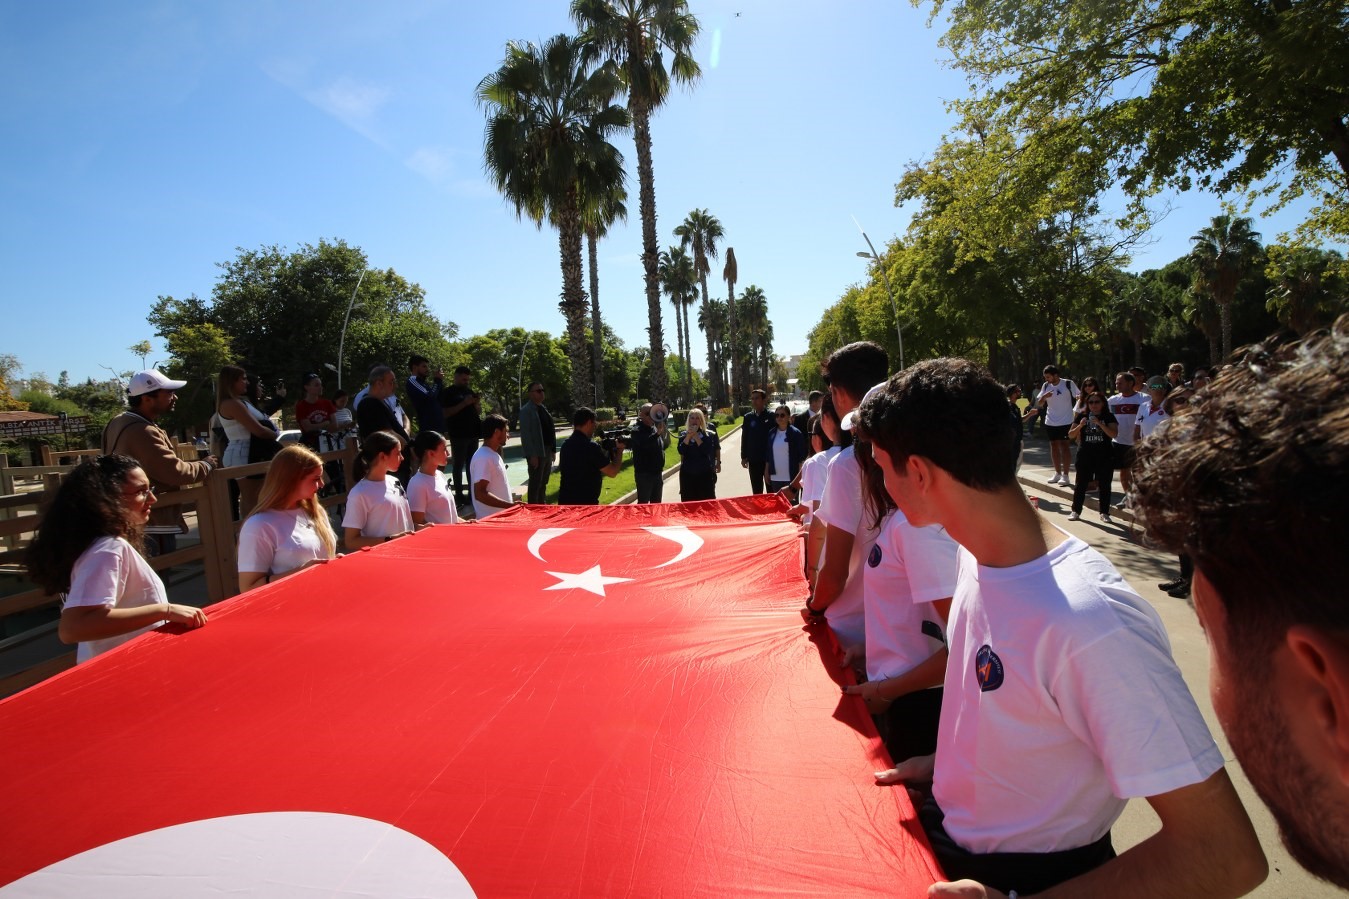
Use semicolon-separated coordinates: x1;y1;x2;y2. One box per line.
975;644;1004;691
867;544;882;568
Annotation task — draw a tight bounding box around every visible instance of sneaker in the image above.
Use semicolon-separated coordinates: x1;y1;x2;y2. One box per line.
1166;580;1192;599
1067;510;1081;521
1099;512;1114;524
1059;479;1073;489
1114;499;1129;511
1048;473;1061;484
1158;578;1185;591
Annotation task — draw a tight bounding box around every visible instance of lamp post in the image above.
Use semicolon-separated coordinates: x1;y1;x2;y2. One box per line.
333;269;367;390
853;225;905;371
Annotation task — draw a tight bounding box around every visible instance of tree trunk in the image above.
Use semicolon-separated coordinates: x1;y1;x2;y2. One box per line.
631;102;667;400
557;199;591;409
725;283;738;408
697;273;719;407
587;228;604;406
682;301;693;404
1218;298;1233;362
671;299;685;403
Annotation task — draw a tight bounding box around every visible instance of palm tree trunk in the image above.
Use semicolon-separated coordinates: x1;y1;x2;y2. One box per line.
631;103;667;400
670;297;685;402
697;274;719;406
557;200;592;409
725;285;738;408
1219;299;1232;362
587;228;604;406
682;300;693;404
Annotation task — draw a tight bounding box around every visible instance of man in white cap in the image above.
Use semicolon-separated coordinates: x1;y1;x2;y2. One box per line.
102;369;219;555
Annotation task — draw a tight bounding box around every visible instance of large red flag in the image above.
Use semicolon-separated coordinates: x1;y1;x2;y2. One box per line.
0;497;941;896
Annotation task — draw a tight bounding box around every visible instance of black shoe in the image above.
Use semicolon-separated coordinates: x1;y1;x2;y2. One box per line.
1166;580;1191;598
1158;578;1185;591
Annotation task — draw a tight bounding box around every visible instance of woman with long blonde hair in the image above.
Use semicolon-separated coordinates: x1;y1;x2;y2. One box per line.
237;445;338;592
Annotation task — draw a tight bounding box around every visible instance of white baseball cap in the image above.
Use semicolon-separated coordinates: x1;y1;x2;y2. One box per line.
840;381;888;431
128;369;188;397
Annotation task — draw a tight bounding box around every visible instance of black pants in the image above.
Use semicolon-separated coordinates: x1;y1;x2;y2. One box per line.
919;796;1115;895
876;687;943;764
1072;450;1113;513
635;470;664;503
450;437;478;499
747;463;765;495
680;469;716;501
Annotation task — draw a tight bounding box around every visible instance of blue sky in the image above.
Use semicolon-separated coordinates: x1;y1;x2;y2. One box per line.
0;0;1327;385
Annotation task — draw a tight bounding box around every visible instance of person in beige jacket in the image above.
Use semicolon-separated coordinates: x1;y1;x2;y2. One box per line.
101;369;218;555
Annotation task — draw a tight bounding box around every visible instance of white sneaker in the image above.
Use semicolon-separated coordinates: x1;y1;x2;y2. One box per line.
1048;473;1061;484
1067;510;1081;521
1059;478;1073;488
1100;513;1114;524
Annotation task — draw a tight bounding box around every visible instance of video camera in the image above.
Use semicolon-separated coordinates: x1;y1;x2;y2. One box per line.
598;426;631;458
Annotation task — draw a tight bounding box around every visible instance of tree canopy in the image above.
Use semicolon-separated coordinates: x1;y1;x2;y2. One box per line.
921;0;1349;242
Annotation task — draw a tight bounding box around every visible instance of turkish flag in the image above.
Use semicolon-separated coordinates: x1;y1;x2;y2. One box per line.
0;497;941;896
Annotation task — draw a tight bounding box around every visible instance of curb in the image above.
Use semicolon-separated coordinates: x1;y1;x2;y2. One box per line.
1019;474;1138;526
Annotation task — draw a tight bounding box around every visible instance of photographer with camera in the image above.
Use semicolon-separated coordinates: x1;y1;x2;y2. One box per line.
631;402;671;503
558;407;625;505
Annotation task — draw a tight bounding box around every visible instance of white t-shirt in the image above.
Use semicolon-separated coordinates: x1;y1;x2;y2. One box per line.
1107;391;1143;446
342;476;413;539
238;508;328;578
1134;399;1169;440
64;536;166;663
408;470;461;525
813;446;878;654
862;509;959;682
1036;379;1079;427
769;428;791;481
798;447;840;526
933;534;1223;854
470;445;511;521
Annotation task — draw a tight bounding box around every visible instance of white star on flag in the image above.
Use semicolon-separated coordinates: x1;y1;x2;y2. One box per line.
543;566;633;597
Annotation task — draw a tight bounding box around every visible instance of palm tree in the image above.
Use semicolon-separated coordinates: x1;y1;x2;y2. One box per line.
659;245;696;403
1266;245;1347;336
757;320;775;393
572;0;701;403
739;284;767;391
697;299;727;405
583;184;627;405
479;35;630;408
1190;214;1262;360
674;208;724;403
722;247;738;407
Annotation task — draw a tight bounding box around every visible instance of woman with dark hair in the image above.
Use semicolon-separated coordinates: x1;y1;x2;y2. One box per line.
237;445;339;593
217;364;280;516
801;395;852;590
408;430;461;526
1072;376;1105;416
764;404;807;494
26;455;207;662
1067;393;1119;523
342;430;414;549
295;373;337;451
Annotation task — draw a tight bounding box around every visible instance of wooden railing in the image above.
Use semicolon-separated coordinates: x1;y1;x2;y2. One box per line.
0;443;358;697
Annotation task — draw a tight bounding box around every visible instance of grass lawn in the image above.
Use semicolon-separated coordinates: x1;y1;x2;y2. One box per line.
544;419;740;505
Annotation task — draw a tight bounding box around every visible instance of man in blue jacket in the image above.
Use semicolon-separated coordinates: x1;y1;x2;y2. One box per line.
740;389;773;494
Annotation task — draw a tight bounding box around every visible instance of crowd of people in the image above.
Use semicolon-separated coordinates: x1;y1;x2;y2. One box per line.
24;319;1349;895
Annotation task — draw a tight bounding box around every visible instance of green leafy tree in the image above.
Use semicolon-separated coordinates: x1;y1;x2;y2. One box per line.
128;340;153;369
453;328;570;426
159;322;237;437
1190;214;1263;360
479;34;630;409
572;0;703;401
697;298;728;403
739;286;767;390
674;208;724;405
149;240;448;398
1265;244;1349;336
923;0;1349;242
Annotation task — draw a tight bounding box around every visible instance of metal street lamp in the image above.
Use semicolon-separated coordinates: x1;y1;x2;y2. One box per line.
855;235;904;372
333;270;368;390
